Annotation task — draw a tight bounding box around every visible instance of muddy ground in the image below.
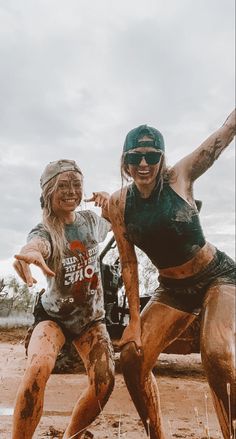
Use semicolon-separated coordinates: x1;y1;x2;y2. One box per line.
0;328;222;438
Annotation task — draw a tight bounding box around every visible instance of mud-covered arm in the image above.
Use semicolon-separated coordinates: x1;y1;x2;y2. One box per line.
109;190;141;349
175;109;236;182
13;237;55;287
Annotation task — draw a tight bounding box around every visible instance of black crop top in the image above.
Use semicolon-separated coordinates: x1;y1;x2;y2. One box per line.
124;183;206;269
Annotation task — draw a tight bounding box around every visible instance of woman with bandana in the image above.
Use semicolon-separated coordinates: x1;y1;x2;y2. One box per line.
13;159;114;439
109;110;236;439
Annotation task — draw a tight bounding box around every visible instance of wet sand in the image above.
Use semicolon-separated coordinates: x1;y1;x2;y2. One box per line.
0;329;222;438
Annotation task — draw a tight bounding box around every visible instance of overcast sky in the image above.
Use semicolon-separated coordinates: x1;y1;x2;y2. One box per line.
0;0;235;288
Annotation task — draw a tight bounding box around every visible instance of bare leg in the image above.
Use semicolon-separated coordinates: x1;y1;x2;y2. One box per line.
12;320;65;439
201;284;235;439
63;322;115;438
120;301;196;439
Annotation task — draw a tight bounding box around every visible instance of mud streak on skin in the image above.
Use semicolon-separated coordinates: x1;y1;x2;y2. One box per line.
190;134;235;181
20;389;34;419
89;340;114;396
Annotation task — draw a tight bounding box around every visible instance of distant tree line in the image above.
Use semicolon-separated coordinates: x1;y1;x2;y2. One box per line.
0;276;35;313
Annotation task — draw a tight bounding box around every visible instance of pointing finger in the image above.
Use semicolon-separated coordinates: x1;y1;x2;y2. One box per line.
84;192;96;202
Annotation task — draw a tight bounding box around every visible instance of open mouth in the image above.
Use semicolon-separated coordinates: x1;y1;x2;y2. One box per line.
62;198;77;204
138;169;151;176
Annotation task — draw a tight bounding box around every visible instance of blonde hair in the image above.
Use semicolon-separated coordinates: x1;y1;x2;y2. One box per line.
41;175;67;271
41;172;83;272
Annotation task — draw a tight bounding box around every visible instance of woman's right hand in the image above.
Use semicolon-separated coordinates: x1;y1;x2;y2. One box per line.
13;249;55;287
119;319;142;354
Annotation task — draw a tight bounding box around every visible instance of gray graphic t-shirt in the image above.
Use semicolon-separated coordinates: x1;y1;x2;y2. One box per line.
28;210;111;335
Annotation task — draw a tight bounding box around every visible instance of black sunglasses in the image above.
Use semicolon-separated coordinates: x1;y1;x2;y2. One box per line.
124;151;162;166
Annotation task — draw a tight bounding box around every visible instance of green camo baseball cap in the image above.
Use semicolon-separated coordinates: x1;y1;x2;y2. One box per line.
123;125;165;152
40;159;82;188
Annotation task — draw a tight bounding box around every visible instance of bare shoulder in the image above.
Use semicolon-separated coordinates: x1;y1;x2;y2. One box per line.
109;187;136;261
110;187;127;203
109;188;122;204
165;165;183;187
109;186;128;217
171;161;186;182
167;165;196;204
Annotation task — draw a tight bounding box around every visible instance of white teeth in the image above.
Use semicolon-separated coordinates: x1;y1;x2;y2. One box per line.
138;170;150;175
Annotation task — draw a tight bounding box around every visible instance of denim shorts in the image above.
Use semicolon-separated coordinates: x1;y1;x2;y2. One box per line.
151;249;235;315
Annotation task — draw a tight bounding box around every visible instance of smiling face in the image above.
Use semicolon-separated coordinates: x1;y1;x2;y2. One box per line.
51;171;83;216
127;146;161;187
124;135;164;195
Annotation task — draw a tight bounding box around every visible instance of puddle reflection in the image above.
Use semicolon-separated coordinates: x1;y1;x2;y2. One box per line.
0;407;14;416
0;407;71;416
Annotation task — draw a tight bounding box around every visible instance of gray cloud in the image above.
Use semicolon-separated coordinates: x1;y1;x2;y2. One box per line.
0;0;235;274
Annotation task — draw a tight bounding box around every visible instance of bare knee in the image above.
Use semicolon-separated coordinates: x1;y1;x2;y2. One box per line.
120;342;145;380
26;353;56;383
120;342;140;366
201;337;235;378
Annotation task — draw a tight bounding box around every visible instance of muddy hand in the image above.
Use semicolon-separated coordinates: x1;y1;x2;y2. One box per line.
119;321;143;355
14;251;55;287
85;191;110;208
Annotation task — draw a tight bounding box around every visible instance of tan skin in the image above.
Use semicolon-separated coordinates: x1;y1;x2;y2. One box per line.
12;171;114;439
109;109;236;439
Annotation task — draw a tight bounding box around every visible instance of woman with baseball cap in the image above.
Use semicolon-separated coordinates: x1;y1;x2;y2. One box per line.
109;110;236;439
13;159;114;439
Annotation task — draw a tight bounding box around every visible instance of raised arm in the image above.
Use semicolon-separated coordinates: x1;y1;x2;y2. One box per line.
13;237;55;287
109;189;142;350
175;109;236;182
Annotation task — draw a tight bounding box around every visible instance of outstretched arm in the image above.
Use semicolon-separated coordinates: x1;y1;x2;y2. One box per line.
175;109;236;182
13;237;55;287
109;189;142;350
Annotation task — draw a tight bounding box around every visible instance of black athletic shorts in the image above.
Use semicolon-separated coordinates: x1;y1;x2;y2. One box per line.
151;249;235;315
